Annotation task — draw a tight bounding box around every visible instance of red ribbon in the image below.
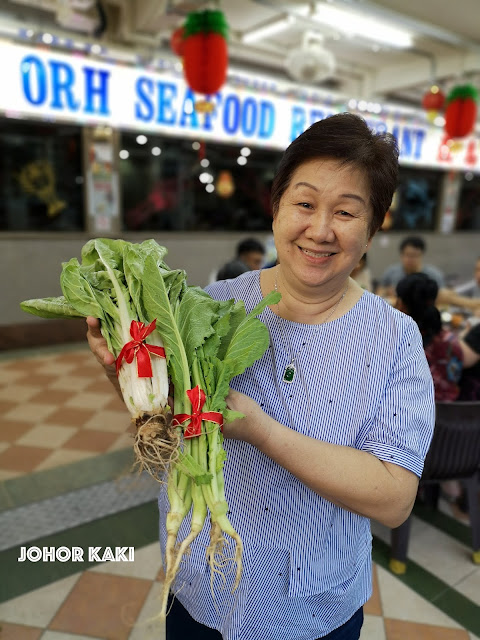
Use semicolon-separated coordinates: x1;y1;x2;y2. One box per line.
116;319;166;378
172;385;223;439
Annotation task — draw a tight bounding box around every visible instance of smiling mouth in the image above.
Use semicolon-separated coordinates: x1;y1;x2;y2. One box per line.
300;247;335;258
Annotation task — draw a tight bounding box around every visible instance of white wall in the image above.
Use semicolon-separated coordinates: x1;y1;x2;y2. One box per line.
368;232;480;288
3;232;271;326
4;230;479;328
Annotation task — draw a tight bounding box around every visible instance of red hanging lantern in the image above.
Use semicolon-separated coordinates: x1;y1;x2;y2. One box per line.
182;9;228;111
170;26;185;57
421;85;445;122
444;84;478;138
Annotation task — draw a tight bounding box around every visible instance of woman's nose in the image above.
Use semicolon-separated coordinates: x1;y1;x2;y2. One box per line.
305;211;336;243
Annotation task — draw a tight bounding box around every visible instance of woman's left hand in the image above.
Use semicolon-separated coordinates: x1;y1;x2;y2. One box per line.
224;389;272;447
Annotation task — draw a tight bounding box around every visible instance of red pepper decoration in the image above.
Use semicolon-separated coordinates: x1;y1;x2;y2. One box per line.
444;84;478;138
182;9;228;101
173;386;223;439
116;319;166;378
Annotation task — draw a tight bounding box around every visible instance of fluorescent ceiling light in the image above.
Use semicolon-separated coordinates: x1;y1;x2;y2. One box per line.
314;4;413;48
242;15;295;44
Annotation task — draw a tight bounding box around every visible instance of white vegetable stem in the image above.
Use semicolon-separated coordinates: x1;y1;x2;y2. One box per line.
118;335;169;419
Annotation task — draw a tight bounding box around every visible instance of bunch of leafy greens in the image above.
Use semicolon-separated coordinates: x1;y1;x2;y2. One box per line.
20;237;280;618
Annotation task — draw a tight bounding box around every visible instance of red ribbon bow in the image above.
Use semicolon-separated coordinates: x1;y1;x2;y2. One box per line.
173;385;223;439
116;319;166;378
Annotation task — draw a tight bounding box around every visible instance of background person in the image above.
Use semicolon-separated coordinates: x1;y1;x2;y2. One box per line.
458;322;480;401
215;237;265;281
378;236;480;315
395;273;463;402
377;235;444;298
455;256;480;299
87;113;435;640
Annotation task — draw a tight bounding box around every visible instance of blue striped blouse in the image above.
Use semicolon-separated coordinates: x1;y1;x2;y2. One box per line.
158;270;435;640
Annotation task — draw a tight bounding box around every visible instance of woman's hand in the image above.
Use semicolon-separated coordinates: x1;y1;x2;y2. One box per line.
86;316;115;366
224;389;272;448
86;317;123;399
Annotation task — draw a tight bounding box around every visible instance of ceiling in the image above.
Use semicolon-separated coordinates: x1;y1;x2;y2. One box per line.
1;0;479;111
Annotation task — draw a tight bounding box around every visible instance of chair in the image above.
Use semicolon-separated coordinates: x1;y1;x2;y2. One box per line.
389;401;480;574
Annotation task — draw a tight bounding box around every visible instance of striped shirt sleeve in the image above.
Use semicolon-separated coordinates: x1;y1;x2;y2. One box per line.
361;317;435;477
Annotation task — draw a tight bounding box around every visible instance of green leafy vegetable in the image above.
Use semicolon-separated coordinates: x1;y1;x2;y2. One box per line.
20;237;280;619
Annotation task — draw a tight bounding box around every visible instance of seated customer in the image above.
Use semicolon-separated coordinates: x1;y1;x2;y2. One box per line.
458;323;480;400
378;237;480;314
215;237;266;281
378;236;444;298
396;273;463;402
455;256;480;299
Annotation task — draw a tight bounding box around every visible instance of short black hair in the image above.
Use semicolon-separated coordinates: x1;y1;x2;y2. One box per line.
396;273;441;345
236;238;265;257
399;236;426;253
270;112;399;237
217;260;250;280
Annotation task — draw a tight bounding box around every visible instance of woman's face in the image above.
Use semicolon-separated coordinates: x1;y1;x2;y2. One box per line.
272;157;373;292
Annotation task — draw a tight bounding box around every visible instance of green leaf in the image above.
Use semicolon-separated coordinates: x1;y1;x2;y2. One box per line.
220;290;280;379
176;451;213;485
81;237;128;268
123;245;148;323
175;287;218;358
202;299;236;358
60;258;106;319
161;268;188;303
215;300;249;362
215;448;227;474
20;296;83;319
142;254;191;399
138;238;169;267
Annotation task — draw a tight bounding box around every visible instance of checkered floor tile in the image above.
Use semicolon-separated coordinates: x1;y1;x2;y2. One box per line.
0;549;477;640
0;348;132;480
0;346;479;639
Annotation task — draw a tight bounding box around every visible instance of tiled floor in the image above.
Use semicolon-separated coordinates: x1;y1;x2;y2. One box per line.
0;345;479;639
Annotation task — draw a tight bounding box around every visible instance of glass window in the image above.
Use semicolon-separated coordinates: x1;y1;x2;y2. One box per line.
456;172;480;230
119;132;281;232
388;166;443;231
0;118;84;231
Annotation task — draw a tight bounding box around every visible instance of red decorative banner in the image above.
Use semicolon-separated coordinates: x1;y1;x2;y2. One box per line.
172;385;223;439
116;319;166;378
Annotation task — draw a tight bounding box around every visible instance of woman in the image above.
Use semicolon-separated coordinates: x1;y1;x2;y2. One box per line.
87;113;435;640
395;272;463;402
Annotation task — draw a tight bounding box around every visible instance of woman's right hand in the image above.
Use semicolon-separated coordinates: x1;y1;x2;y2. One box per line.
86;316;115;367
86;317;123;400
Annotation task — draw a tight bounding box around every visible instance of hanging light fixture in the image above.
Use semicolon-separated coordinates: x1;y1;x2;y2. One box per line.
313;4;413;48
242;15;295;44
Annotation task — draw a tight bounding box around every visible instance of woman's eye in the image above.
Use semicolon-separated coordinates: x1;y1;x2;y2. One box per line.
297;202;313;209
338;210;353;217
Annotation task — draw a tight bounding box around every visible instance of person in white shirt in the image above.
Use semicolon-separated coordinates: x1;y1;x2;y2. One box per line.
455;256;480;299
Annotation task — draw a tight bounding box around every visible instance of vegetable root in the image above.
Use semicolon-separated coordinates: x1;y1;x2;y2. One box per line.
133;410;178;480
207;520;243;594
